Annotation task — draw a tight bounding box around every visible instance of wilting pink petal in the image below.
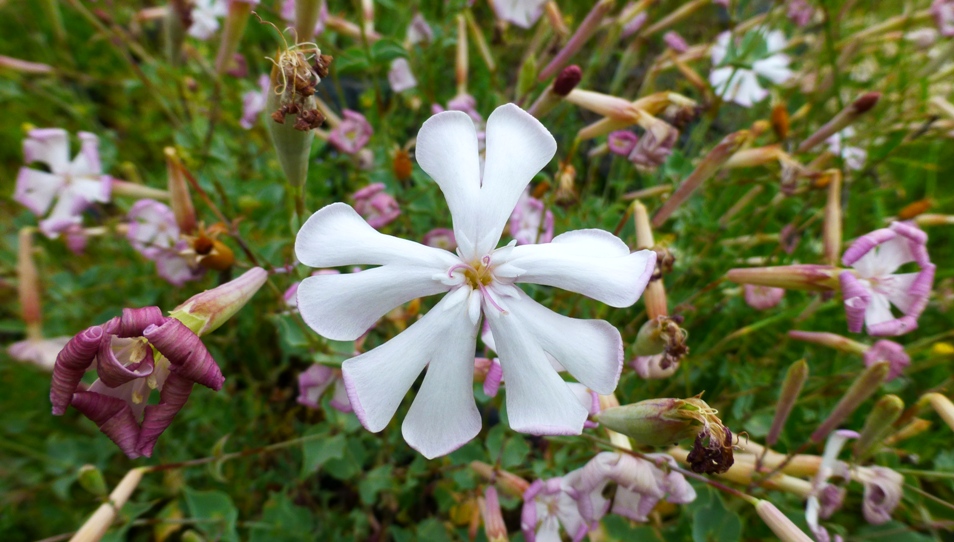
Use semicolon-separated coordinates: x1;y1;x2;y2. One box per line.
51;325;106;415
858;466;904;525
352;183;401;229
329;110;373;154
71;391;142;458
407;13;433;44
388;58;418;93
632;353;678;379
144;319;224;390
115;307;167;338
137;373;195;457
509;189;554;245
240;74;269;129
863;340;910;381
744;284;785;310
483;359;503;397
297;364;335;408
608;131;638;156
8;337;70;371
839;272;870;334
628;128;677;169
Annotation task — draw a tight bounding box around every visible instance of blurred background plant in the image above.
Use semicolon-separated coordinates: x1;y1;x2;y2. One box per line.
2;0;954;540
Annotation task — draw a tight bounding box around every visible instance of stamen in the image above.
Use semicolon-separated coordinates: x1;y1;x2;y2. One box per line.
478;283;508;314
448;263;471;278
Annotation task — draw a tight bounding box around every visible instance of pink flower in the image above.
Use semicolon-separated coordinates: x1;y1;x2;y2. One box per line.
15;129;112;237
188;0;228;40
240;74;270;130
8;337;70;371
351;183;401;229
744;284;785;310
863;340;910;381
50;307;224;458
608;131;639;156
297;364;352;413
407;13;433;44
931;0;954;36
329;110;373;155
787;0;814;27
840;222;934;336
856;466;904;525
807;429;857;542
509;189;554;245
607;129;675;169
422;228;457;251
663;31;689;53
521;478;589;542
491;0;548;29
126;199;204;287
388;58;418;93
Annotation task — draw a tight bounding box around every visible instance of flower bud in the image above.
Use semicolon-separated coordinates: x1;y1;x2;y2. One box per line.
169;267;268;336
811;361;890;443
470;461;530;498
214;0;258;75
924;392;954;433
797;92;880;153
77;464;108;497
754;500;814;542
726;264;841;292
17;228;41;332
596;397;707;448
165;147;197;235
479;486;508;542
767;359;809;446
854;394;904;461
538;0;614;81
265;61;316;189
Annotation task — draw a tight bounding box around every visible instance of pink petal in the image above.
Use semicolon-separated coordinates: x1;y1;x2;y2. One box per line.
841;228;896;267
115;306;167;337
51;325;106;415
839;272;870;334
144;319;224;390
23;128;71;173
137;372;194;457
71;391;142;459
14;168;63;216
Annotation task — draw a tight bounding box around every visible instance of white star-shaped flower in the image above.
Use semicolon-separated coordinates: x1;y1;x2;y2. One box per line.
709;29;793;108
294;104;656;458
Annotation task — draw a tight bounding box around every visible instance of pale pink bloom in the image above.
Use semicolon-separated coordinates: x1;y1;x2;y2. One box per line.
64;224;88;255
856;466;904;525
807;430;857;542
281;0;328;37
491;0;548;29
50;307;224;458
352;183;401;229
663;31;689;53
510;189;554;245
188;0;228;40
329;110;373;155
839;222;934;336
710;29;792;107
863;340;910;381
521;478;589;542
294;104;656;458
388;58;418;93
787;0;814;27
608;131;638;156
127;199;204;287
15;129;112;237
931;0;954;36
621;12;648;38
826;128;866;170
240;74;270;130
297;364;352;412
607;130;675;169
8;337;70;371
567;452;695;527
744;284;785;310
407;13;433;44
631;353;678;379
423;228;457;251
284;282;300;308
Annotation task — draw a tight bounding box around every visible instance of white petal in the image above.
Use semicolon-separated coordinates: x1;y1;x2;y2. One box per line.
69;132;103;177
710;32;731;65
493;0;547;28
342;292;477;433
764;30;788;54
23;128;71;173
71;177;110;204
507;292;622;394
864;293;895;327
734;71;768;107
416;111;482;257
14;168;63;216
879;272;920;313
475;104;557;256
869;237;914;277
402;308;481;458
507;229;656;307
295;203;459;268
753;54;793;84
297;266;449;341
488;306;588;435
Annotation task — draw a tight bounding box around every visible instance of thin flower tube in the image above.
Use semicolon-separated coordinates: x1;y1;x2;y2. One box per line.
294;104;656;458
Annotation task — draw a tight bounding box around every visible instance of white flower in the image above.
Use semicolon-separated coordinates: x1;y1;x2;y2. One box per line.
188;0;228;40
294;104;656;458
709;29;793;107
491;0;548;29
825;127;867;171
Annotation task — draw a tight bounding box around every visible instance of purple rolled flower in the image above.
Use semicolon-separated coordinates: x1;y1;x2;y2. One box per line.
807;429;857;542
744;284;785;310
840;222;934;336
352;183;401;229
329;110;373;155
863;340;910;381
50;306;224;458
931;0;954;37
663;31;689;53
509;189;554;245
297;364;352;412
857;466;904;525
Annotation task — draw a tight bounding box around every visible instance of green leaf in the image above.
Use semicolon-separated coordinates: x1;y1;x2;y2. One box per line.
690;487;741;542
184;488;240;542
300;432;345;478
358;465;393;505
370;39;409;64
416;518;452;542
248;492;315;542
335;47;370;74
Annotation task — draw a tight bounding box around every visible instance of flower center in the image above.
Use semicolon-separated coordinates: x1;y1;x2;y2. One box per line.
448;255;507;313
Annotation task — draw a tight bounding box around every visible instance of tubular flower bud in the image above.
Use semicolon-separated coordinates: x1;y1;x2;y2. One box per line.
77;464;108;497
854;395;904;461
213;0;259;75
811;362;890;444
797;92;881;153
479;486;508;542
470;461;531;498
164;147;197;235
527;65;582;119
755;500;814;542
924;392;954;432
537;0;614;81
767;359;809;446
168;267;268;336
726;264;841;292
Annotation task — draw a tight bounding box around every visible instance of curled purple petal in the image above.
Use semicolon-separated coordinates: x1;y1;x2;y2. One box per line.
868;316;917;337
95;337;156;388
608;131;638;156
51;325;105;415
144;319;224;390
841;228;895;266
137;372;194;457
839;272;869;333
71;391;142;459
117;306;166;338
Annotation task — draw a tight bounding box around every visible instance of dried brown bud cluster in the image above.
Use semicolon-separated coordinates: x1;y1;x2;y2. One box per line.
634;315;689;369
687;426;735;474
269;47;333;131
